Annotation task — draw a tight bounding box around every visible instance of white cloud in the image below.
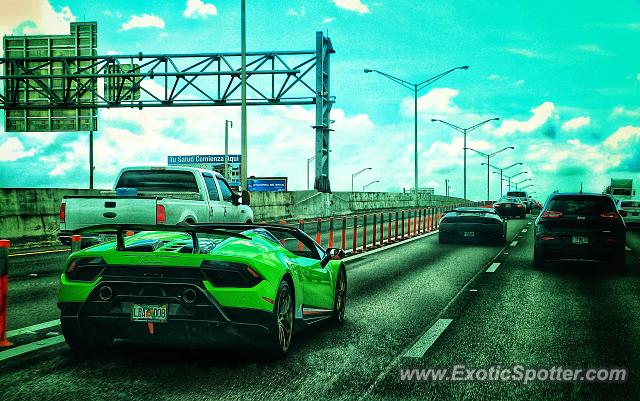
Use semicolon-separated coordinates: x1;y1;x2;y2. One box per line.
513;79;525;87
604;126;640;149
401;88;460;117
494;102;556;136
576;44;605;54
184;0;218;19
333;0;370;14
612;106;640;118
488;74;502;81
561;116;590;131
0;0;75;37
121;14;165;30
637;73;640;81
323;17;335;23
506;48;537;58
0;137;37;161
287;7;305;17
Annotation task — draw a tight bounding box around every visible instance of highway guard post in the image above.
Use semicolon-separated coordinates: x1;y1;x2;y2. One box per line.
0;239;11;347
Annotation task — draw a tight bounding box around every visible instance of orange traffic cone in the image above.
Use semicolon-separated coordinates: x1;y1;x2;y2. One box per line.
0;239;12;347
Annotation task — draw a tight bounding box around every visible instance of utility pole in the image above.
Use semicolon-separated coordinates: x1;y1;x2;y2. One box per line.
240;0;247;192
89;131;94;189
224;120;233;180
445;178;449;197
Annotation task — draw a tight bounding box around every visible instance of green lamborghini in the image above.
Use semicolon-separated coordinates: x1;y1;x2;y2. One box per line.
57;223;347;356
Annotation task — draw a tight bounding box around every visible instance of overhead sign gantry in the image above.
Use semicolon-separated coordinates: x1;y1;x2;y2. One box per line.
0;22;335;192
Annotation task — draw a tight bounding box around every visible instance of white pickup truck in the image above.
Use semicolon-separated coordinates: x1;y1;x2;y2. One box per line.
58;166;254;245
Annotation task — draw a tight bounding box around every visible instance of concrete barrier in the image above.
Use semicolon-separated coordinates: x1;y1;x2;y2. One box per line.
0;188;469;246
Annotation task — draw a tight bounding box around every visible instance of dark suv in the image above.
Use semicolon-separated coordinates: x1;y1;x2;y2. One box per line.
533;193;627;268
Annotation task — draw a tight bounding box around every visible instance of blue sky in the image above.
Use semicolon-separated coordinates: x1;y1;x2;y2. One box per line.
0;0;639;201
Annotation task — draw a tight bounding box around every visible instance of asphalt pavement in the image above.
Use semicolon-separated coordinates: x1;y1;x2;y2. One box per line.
2;217;640;401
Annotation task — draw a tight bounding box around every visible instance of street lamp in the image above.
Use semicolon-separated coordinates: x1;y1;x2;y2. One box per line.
515;178;531;190
503;171;528;191
465;146;514;200
224;120;233;181
364;65;469;206
352;167;372;192
482;162;522;196
363;180;379;192
431;117;499;199
520;184;534;190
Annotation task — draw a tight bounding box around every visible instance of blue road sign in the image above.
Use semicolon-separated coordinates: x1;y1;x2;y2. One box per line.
248;177;287;192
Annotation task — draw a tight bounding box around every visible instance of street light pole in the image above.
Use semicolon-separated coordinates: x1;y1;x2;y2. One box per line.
466;146;514;201
352;167;372;192
224;120;233;181
240;0;248;192
363;180;380;192
364;66;469;206
445;178;449;196
483;162;522;196
431;117;500;200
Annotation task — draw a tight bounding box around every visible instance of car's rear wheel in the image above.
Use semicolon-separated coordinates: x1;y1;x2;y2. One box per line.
612;249;625;271
438;233;448;244
332;268;347;324
61;319;112;352
533;246;545;269
265;280;294;357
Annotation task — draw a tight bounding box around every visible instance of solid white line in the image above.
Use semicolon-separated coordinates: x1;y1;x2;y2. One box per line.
510;241;518;247
344;230;438;262
486;262;501;273
527;222;532;225
521;229;527;233
625;246;631;251
7;319;61;338
0;335;65;362
9;249;69;257
404;319;453;358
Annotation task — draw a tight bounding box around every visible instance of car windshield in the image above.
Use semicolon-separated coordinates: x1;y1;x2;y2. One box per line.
547;196;616;215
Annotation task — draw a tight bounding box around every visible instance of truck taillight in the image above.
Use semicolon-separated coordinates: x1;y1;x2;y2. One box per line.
156;205;166;224
60;203;66;223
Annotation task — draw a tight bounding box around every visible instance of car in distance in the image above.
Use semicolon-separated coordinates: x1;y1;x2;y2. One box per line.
506;190;531;213
58;223;347;357
533;193;627;269
617;200;640;228
439;207;507;245
493;196;527;219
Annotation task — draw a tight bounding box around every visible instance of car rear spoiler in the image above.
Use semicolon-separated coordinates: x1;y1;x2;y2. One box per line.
71;224;250;252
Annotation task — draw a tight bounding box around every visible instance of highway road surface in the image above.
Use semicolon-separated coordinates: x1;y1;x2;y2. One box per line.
2;216;640;400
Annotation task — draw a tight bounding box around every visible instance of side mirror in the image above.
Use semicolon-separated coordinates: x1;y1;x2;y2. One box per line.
619;210;628;217
241;190;251;206
321;248;345;267
231;192;241;206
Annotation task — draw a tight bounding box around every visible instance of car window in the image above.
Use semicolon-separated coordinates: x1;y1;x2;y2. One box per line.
202;175;220;201
547;196;616;215
217;177;234;202
506;191;526;198
267;229;322;260
621;201;639;208
116;170;198;192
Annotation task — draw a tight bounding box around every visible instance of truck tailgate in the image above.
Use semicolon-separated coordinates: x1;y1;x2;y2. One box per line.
64;196;157;229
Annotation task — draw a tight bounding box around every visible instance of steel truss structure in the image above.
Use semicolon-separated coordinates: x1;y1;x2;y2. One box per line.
0;32;335;192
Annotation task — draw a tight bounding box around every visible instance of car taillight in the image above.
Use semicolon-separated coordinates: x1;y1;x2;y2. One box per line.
200;260;263;288
600;212;620;220
60;202;66;223
156;204;166;224
541;211;563;219
494;203;502;208
516;204;523;208
65;257;105;282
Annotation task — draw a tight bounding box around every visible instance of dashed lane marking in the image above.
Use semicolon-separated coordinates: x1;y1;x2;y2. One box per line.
625;246;631;251
7;319;61;338
510;241;518;247
0;335;65;362
521;229;527;233
403;319;453;358
486;262;501;273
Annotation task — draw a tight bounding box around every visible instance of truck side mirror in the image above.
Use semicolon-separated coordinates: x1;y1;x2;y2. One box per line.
241;190;251;206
